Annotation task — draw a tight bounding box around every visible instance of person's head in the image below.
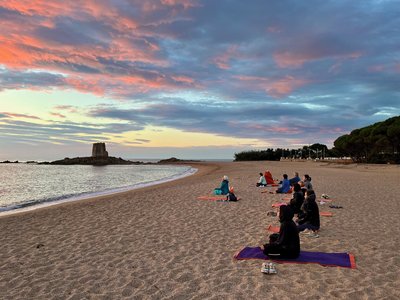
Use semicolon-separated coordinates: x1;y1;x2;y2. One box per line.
283;174;288;179
293;183;301;192
306;189;315;197
259;172;263;176
304;174;311;181
223;175;229;181
294;172;299;177
279;205;294;223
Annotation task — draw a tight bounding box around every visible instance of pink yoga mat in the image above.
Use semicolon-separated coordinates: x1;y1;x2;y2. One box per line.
320;212;333;217
197;196;226;200
266;225;280;233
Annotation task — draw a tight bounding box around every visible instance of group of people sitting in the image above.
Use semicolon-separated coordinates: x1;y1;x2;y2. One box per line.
257;171;313;195
213;171;320;259
262;172;320;259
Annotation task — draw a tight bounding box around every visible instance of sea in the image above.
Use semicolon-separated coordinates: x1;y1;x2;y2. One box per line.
0;163;196;214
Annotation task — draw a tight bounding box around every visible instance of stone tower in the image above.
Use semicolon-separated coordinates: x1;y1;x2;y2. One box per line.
92;143;109;158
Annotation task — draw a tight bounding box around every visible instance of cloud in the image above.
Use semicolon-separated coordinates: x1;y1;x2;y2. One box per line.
0;112;41;120
1;0;400;155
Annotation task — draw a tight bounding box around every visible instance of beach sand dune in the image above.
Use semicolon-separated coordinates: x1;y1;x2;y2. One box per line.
1;161;399;299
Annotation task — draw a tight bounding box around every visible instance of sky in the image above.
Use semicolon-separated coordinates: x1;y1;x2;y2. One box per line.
0;0;399;160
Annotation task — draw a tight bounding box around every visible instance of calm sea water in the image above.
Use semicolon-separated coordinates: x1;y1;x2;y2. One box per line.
0;164;196;213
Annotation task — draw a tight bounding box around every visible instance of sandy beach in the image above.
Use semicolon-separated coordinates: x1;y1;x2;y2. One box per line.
1;161;399;299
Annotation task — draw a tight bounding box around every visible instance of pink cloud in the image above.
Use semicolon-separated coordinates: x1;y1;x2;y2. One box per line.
213;46;239;70
49;112;66;118
274;50;363;69
0;1;192;97
1;112;41;119
171;75;195;84
229;121;303;134
235;75;310;98
64;77;105;96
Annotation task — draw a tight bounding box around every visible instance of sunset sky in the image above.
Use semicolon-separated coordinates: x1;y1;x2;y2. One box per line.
1;0;399;160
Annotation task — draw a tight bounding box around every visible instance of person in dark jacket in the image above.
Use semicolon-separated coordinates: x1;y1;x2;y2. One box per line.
297;189;320;232
288;183;304;215
262;205;300;259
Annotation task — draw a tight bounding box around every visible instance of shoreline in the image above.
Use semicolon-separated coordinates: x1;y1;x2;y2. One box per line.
1;161;399;299
0;164;200;217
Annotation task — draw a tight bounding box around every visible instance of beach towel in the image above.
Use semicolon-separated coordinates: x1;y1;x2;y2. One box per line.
234;247;356;269
266;225;280;233
197;196;241;201
320;212;333;217
197;196;226;201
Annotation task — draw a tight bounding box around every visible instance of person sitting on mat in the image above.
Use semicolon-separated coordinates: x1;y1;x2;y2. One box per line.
296;189;320;235
264;170;275;185
301;174;313;195
289;172;301;186
256;172;267;187
288;183;304;215
262;205;300;259
276;174;290;193
214;175;229;195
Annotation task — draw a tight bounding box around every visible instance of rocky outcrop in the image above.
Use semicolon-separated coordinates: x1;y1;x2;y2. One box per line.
158;157;200;164
50;156;136;166
92;143;108;158
49;142;134;165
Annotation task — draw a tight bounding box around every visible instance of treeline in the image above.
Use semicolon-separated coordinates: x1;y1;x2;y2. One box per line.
333;116;400;163
234;116;400;164
234;144;331;161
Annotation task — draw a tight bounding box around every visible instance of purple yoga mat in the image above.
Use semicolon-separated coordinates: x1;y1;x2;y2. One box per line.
234;247;356;269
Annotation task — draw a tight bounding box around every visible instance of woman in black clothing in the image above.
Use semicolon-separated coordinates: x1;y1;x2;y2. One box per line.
262;205;300;259
297;189;320;232
288;183;304;215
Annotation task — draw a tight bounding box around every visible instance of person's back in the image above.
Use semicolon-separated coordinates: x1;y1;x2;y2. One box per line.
303;174;313;191
289;183;304;214
263;205;300;259
220;179;229;195
278;214;300;258
257;172;267;187
214;175;230;195
297;190;320;231
289;172;301;186
276;174;290;193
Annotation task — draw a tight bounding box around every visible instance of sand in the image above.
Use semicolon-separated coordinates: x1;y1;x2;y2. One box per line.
1;161;399;299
